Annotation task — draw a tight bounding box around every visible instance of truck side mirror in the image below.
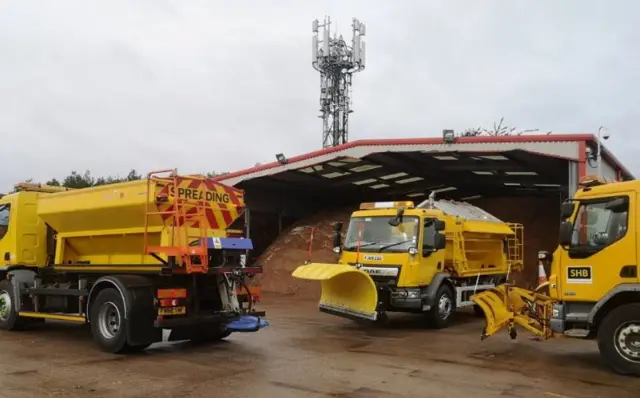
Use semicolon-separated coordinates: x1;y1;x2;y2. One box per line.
434;233;446;250
423;218;446;254
388;208;405;227
333;222;343;249
558;220;573;247
560;201;575;220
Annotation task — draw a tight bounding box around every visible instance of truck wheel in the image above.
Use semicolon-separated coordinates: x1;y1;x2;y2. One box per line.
597;303;640;376
0;280;26;331
426;284;455;329
89;288;130;354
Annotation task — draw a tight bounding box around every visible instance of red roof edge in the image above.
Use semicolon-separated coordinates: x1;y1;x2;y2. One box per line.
214;133;633;181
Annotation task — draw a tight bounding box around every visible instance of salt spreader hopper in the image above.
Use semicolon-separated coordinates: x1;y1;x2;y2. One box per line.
0;169;268;353
292;197;523;328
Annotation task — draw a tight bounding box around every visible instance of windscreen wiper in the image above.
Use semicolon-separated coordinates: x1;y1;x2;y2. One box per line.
343;242;378;250
377;239;414;252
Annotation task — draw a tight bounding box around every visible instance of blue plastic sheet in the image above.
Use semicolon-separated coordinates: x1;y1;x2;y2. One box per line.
225;316;269;333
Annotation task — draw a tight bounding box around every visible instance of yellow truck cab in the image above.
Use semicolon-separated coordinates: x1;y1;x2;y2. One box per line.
293;196;523;328
472;175;640;377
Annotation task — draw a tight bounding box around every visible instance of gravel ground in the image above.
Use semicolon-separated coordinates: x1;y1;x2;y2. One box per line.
0;294;638;398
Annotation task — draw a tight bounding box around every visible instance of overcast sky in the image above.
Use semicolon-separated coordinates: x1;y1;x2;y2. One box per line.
1;1;639;191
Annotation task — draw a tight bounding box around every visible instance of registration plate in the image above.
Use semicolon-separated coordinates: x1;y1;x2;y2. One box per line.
158;306;186;316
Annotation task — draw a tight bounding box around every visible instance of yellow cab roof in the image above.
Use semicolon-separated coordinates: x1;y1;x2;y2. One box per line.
575;177;640;200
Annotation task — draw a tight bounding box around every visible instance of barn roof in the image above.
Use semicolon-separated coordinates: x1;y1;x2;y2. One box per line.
215;134;633;201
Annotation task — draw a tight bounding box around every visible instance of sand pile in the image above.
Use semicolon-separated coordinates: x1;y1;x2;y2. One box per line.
255;207;355;298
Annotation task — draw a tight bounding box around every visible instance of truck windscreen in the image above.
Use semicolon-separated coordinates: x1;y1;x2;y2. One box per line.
343;215;419;253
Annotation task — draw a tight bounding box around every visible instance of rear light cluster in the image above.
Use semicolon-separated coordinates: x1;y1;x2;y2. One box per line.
159;298;182;307
157;288;187;307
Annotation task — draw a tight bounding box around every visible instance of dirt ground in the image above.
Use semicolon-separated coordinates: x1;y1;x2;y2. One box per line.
0;295;638;398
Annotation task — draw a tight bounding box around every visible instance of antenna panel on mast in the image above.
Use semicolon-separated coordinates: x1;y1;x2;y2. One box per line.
311;16;367;148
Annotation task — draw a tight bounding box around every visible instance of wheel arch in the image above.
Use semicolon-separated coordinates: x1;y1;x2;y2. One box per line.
87;274;159;347
87;275;154;321
424;272;454;309
589;284;640;329
0;267;37;313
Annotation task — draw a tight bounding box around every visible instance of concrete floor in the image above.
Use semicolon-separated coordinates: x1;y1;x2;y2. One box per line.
0;295;638;398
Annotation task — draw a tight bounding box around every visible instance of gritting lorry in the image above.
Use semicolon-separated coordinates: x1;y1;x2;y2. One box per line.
471;175;640;377
292;196;524;327
0;169;268;353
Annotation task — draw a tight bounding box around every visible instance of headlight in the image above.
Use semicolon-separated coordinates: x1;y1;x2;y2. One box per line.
552;308;560;317
407;289;420;299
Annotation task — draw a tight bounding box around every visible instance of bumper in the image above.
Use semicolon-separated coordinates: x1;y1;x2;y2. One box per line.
390;297;422;309
388;287;423;310
550;303;565;333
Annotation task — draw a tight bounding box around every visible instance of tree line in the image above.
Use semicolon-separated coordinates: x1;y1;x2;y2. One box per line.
14;169;232;190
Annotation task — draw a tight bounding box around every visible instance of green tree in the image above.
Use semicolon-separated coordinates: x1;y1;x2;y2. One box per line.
62;170;95;188
126;169;142;181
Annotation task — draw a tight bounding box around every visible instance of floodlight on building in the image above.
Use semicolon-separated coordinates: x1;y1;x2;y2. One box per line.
443;129;455;143
276;153;288;165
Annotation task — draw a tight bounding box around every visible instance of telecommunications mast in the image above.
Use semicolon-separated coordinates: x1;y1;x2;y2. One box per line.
312;16;366;148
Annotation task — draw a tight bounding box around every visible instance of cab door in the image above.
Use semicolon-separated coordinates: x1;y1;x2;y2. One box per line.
558;192;637;303
0;199;12;266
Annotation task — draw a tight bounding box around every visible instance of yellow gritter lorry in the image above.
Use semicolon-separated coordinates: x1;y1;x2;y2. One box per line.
0;169;268;353
471;175;640;377
292;195;524;328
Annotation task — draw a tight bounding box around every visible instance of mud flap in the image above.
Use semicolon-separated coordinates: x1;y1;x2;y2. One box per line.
292;263;379;321
471;284;554;340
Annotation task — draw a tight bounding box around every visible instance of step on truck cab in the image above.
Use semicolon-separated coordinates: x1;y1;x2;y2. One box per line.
292;194;523;328
0;169;268;353
471;175;640;377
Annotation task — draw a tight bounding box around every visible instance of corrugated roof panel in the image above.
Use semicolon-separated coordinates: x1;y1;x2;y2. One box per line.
370;183;390;189
352;178;378;185
380;172;409;180
396;176;424;184
350;164;383;173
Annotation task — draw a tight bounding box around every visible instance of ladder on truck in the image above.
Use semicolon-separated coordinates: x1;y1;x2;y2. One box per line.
143;169;210;273
506;223;524;273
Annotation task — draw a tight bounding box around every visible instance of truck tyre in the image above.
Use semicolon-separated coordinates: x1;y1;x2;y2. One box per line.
89;288;130;354
596;303;640;377
426;284;455;329
0;280;26;331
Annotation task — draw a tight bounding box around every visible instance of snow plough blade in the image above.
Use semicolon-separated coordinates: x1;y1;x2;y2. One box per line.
471;284;555;340
292;263;379;321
